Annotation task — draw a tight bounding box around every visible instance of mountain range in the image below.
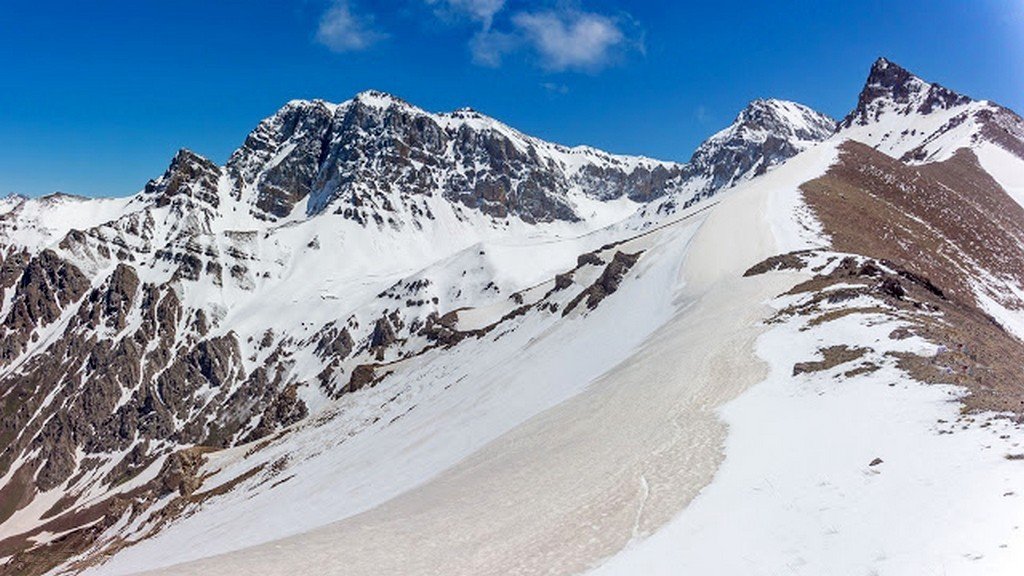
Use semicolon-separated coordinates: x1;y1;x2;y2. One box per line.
2;57;1024;576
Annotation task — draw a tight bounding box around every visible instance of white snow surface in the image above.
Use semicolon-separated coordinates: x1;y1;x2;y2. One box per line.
0;193;139;251
72;133;1024;576
976;142;1024;209
591;296;1024;576
83;142;842;576
7;77;1022;576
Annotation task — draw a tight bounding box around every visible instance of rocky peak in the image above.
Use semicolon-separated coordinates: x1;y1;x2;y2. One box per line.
735;99;836;144
227;100;336;218
833;58;1024;164
351;89;415;111
142;90;838;227
307;93;587;223
840;57;972;129
686;98;834;193
144;149;222;209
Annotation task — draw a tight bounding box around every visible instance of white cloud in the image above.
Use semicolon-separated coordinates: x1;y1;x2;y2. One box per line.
315;1;386;52
695;105;711;125
470;29;519;67
541;82;570;94
512;10;625;72
429;0;506;29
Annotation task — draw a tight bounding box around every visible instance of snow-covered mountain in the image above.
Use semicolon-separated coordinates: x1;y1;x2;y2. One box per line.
3;57;1024;576
224;91;683;224
0;87;832;575
689;98;835;192
839;57;1024;164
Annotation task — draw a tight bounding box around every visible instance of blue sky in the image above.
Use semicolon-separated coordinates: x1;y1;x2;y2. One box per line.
2;0;1022;197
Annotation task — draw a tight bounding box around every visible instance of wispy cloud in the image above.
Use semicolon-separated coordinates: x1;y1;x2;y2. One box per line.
460;4;639;72
694;105;711;125
470;29;519;67
512;10;625;72
541;82;570;95
428;0;506;29
315;1;386;52
315;1;641;73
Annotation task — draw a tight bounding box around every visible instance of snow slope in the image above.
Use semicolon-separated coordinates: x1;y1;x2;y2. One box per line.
0;193;138;251
5;58;1024;576
84;129;841;576
93;131;1024;576
591;291;1024;576
976;142;1024;209
83;193;706;575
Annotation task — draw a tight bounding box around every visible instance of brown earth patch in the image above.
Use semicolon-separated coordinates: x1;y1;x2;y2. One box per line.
844;363;881;378
754;249;1024;417
743;250;813;277
801;141;1024;309
792;345;871;376
798;142;1024;416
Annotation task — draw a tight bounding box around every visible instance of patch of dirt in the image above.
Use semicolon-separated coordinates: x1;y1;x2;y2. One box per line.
743;250;813;277
843;363;881;378
801;141;1024;310
753;249;1024;418
792;345;871;376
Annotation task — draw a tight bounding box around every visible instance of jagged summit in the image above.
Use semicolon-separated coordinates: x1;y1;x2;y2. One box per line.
731;99;836;144
144;148;221;209
222;88;823;224
837;57;1024;163
686;98;834;193
840;57;971;129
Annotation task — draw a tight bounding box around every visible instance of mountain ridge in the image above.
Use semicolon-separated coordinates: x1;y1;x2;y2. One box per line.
837;56;1024;164
3;57;1024;576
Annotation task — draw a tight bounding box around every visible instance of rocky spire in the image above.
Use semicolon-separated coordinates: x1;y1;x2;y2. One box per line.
144;148;222;209
839;57;971;129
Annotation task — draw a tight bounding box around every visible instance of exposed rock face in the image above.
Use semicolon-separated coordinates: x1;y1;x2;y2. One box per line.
140;148;225;243
227;99;336;218
145;149;222;209
315;327;354;360
228;93;675;223
0;249;90;363
840;58;971;128
0;253;311;532
217;91;834;224
369;316;398;360
564;250;643;315
687;99;835;196
308;99;584;223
